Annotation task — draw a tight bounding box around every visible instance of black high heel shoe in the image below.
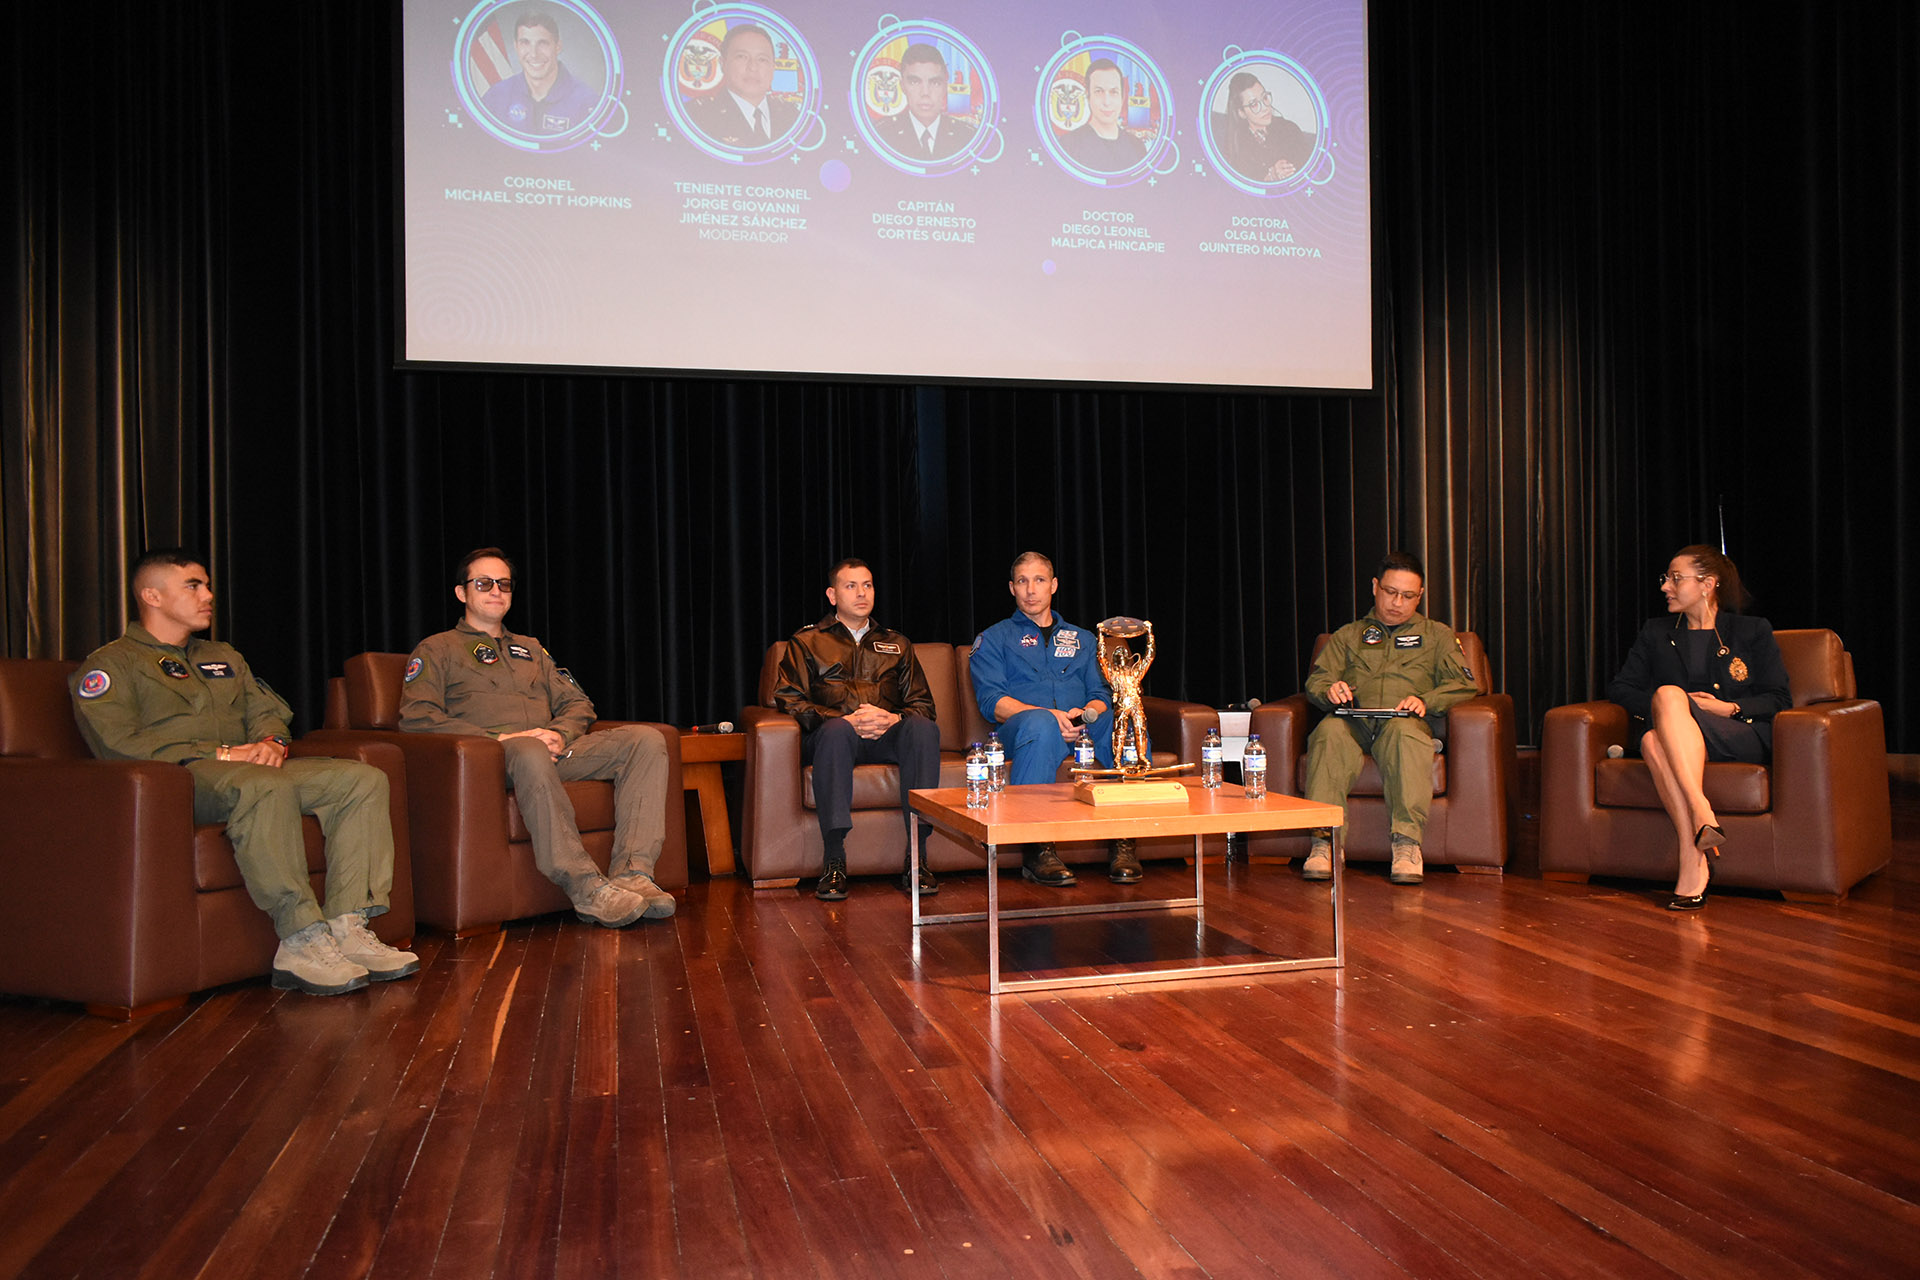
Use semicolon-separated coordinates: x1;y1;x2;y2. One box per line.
1694;823;1726;853
1666;845;1718;912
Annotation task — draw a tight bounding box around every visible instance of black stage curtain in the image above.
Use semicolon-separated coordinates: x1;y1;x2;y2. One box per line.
4;2;1916;749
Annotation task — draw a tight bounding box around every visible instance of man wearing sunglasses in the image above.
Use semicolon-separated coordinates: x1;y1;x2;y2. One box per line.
1299;551;1479;886
399;548;673;927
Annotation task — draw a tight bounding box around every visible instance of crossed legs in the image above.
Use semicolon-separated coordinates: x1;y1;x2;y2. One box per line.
1639;684;1718;898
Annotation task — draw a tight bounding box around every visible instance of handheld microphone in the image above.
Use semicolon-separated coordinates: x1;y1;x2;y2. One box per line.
1226;698;1263;712
689;721;736;734
1606;744;1625;759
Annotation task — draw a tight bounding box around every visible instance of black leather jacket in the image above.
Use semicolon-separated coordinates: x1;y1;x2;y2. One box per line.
773;615;936;733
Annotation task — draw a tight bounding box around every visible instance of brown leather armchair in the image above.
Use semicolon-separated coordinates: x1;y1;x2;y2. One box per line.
1540;628;1890;902
738;641;1215;888
1243;632;1514;869
0;657;415;1018
305;653;686;935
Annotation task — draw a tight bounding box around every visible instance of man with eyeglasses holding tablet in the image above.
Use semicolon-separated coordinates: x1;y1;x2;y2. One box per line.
399;548;673;927
1299;551;1479;886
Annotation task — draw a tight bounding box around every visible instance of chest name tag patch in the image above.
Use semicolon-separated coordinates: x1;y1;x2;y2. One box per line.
78;669;112;699
873;642;902;655
1394;634;1423;649
507;643;533;660
1020;634;1039;647
196;661;235;678
1362;625;1385;646
159;657;191;679
473;642;500;666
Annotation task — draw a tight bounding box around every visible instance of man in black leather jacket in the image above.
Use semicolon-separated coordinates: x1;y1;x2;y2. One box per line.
774;558;941;901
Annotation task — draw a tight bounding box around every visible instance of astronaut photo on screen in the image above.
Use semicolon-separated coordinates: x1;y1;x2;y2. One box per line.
686;23;800;147
478;6;602;135
1061;58;1147;173
878;42;977;161
1219;68;1316;184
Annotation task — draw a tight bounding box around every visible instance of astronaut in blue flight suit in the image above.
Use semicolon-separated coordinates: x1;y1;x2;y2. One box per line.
969;551;1141;887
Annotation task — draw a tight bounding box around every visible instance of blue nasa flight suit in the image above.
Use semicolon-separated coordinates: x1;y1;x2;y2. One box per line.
971;609;1116;784
482;63;600;134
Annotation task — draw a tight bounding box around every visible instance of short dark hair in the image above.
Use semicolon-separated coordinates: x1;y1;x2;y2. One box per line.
131;547;205;602
1009;551;1054;579
1375;550;1425;584
1085;57;1124;90
512;8;560;42
457;546;516;585
721;22;773;56
901;42;947;75
826;557;871;589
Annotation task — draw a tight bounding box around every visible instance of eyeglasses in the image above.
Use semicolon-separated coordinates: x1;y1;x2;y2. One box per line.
465;577;514;593
1377;584;1422;603
1239;92;1273;112
1655;572;1707;587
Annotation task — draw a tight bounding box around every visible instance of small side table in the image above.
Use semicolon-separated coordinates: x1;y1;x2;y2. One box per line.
680;731;745;876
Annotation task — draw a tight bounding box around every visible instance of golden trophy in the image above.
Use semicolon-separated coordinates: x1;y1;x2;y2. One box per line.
1072;617;1192;806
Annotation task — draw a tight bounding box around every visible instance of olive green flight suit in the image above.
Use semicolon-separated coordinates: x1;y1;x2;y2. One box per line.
70;624;394;938
398;622;667;900
1302;613;1479;844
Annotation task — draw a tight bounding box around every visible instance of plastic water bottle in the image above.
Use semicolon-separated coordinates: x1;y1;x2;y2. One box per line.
1121;731;1141;769
1074;732;1096;769
965;742;989;808
985;730;1007;792
1201;727;1223;789
1243;733;1267;801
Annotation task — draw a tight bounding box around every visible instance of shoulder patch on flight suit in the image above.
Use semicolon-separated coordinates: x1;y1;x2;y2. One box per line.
196;661;235;678
507;643;533;660
1362;625;1385;645
78;669;111;698
404;656;423;683
472;642;500;665
1393;634;1422;649
971;633;985;654
158;657;191;679
557;667;581;689
1455;639;1473;680
873;642;902;654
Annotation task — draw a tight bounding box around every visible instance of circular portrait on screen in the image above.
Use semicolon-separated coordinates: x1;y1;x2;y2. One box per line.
664;5;820;163
1201;52;1327;195
1035;37;1174;187
456;1;621;151
851;22;998;176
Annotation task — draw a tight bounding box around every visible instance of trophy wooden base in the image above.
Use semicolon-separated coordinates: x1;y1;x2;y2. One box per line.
1072;779;1192;807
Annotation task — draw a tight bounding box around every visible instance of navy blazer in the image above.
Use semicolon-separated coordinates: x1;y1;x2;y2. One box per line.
1606;612;1791;748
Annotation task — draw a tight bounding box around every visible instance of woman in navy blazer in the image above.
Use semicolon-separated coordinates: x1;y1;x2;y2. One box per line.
1606;545;1791;910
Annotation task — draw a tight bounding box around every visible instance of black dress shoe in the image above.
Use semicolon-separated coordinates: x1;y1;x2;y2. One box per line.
900;861;938;896
1108;839;1143;884
814;863;849;901
1021;843;1077;887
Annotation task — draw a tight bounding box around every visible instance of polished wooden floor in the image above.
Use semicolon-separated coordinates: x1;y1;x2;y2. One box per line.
3;774;1917;1279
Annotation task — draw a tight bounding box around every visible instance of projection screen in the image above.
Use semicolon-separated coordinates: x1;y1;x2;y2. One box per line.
400;1;1372;390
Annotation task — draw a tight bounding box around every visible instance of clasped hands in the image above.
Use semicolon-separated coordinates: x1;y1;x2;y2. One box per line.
1325;681;1425;717
216;739;289;767
1686;691;1738;718
843;703;901;740
499;727;569;758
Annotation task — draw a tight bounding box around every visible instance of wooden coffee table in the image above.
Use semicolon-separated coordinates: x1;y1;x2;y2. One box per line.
908;781;1345;994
